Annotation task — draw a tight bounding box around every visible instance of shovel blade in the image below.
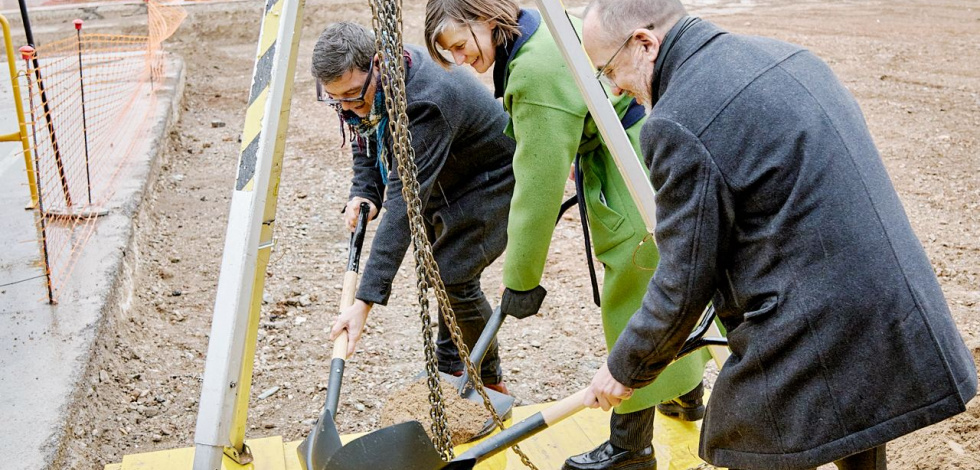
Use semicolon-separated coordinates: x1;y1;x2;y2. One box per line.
323;421;454;470
297;414;343;470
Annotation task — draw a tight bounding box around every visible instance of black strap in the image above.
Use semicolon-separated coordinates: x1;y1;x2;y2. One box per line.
556;195;578;222
574;154;601;307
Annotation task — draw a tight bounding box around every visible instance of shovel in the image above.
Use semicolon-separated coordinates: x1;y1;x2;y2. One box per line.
297;202;371;470
320;305;728;470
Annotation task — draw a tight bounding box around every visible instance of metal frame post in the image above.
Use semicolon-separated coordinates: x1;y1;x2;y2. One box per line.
191;0;306;466
21;45;54;304
18;0;72;208
74;19;93;205
0;14;38;208
534;0;729;367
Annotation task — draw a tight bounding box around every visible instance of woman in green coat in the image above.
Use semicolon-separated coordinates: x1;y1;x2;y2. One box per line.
425;2;711;469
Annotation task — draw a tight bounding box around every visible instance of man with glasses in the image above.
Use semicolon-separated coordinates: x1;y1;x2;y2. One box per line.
312;22;517;394
579;1;978;469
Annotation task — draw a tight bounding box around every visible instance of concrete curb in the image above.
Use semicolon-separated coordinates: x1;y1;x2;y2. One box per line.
0;55;184;470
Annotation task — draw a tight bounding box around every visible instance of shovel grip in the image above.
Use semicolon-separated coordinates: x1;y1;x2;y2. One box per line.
455;387;589;463
540;388;588;426
332;270;358;361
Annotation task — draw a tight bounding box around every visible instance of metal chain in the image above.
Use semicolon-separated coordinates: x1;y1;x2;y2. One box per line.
369;0;537;467
369;0;453;458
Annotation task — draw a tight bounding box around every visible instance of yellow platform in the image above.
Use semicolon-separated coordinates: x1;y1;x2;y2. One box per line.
106;402;710;470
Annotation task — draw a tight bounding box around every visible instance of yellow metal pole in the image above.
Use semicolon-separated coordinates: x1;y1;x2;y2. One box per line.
0;14;38;208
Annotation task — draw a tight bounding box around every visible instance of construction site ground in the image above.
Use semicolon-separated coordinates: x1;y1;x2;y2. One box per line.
4;0;976;468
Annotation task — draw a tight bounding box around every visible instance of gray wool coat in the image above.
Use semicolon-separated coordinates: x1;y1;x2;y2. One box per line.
349;45;516;305
606;19;978;469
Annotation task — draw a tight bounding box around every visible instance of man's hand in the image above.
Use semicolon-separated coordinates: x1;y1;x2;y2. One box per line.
584;363;634;411
344;197;378;232
330;299;372;357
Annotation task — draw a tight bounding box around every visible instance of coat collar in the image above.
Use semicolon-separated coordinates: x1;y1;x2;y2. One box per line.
493;8;541;98
648;18;725;108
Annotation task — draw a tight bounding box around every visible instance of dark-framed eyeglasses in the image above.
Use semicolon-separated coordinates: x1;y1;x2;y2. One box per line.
317;65;375;107
594;23;654;88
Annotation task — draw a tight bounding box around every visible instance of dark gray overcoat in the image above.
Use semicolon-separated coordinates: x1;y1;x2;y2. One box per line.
349;45;516;305
606;19;978;469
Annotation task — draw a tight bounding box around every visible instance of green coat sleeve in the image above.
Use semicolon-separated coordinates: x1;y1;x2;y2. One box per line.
501;100;585;291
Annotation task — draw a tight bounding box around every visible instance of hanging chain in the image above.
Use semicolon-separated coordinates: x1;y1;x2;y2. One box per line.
369;0;453;458
369;0;537;467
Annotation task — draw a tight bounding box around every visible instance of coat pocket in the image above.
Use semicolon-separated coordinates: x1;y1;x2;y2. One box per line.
583;161;635;256
743;296;778;322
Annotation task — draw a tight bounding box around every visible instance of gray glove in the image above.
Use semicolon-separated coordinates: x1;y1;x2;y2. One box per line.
501;285;547;319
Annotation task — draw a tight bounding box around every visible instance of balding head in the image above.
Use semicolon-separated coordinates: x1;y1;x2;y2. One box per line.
584;0;687;48
582;0;686;107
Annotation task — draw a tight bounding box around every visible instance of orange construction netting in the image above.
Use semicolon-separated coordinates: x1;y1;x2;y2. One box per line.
19;0;186;302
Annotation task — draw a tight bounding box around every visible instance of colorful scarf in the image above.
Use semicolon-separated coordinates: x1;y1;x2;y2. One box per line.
341;86;390;184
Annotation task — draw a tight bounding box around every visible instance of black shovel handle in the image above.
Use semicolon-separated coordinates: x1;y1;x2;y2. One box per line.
452;388;590;464
676;305;728;360
326;202;372;417
451;306;729;465
455;306;505;393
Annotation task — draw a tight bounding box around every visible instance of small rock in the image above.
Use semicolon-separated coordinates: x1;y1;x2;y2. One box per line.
263;292;272;304
258;386;280;400
151;434;163;442
948;440;965;455
172;174;185;182
294;316;307;326
171;290;182;297
99;370;110;383
354;403;366;412
298;295;312;307
530;340;542;348
211;120;226;128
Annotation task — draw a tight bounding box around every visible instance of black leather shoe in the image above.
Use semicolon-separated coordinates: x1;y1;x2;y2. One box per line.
562;441;656;470
656;381;705;421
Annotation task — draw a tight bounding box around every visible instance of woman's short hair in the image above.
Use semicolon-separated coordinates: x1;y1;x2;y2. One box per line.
424;0;522;68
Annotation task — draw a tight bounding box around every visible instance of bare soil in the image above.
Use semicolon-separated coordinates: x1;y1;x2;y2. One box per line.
378;378;491;446
41;0;979;468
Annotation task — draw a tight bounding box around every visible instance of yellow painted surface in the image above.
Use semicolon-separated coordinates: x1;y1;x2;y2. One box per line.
116;436;286;470
109;402;710;470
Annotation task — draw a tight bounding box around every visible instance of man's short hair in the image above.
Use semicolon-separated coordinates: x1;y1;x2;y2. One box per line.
311;22;375;84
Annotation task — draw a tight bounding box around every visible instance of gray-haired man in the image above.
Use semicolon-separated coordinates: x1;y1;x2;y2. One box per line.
580;0;977;469
313;22;516;394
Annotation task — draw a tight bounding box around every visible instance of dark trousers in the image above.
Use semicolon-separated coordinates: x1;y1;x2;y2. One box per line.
435;277;502;384
609;406;657;451
731;444;887;470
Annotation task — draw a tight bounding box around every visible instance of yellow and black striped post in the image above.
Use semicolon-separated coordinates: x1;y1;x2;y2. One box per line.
192;0;306;467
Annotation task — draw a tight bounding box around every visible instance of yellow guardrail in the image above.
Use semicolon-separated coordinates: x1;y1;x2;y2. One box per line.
0;13;38;208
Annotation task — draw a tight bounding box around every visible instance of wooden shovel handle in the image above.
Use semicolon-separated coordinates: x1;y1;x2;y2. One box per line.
540;387;589;426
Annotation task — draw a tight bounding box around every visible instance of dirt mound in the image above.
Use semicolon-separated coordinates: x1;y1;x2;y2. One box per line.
379;377;492;446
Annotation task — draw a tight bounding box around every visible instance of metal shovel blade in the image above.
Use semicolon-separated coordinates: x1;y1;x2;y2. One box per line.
454;378;515;439
322;421;475;470
297;413;342;470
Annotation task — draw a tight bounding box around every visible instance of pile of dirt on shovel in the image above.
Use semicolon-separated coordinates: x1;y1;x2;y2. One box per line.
379;378;493;445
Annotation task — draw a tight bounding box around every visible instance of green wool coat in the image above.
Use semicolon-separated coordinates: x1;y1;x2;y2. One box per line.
496;9;709;413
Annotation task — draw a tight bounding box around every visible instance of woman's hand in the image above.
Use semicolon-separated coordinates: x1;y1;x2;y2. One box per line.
330;299;372;357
